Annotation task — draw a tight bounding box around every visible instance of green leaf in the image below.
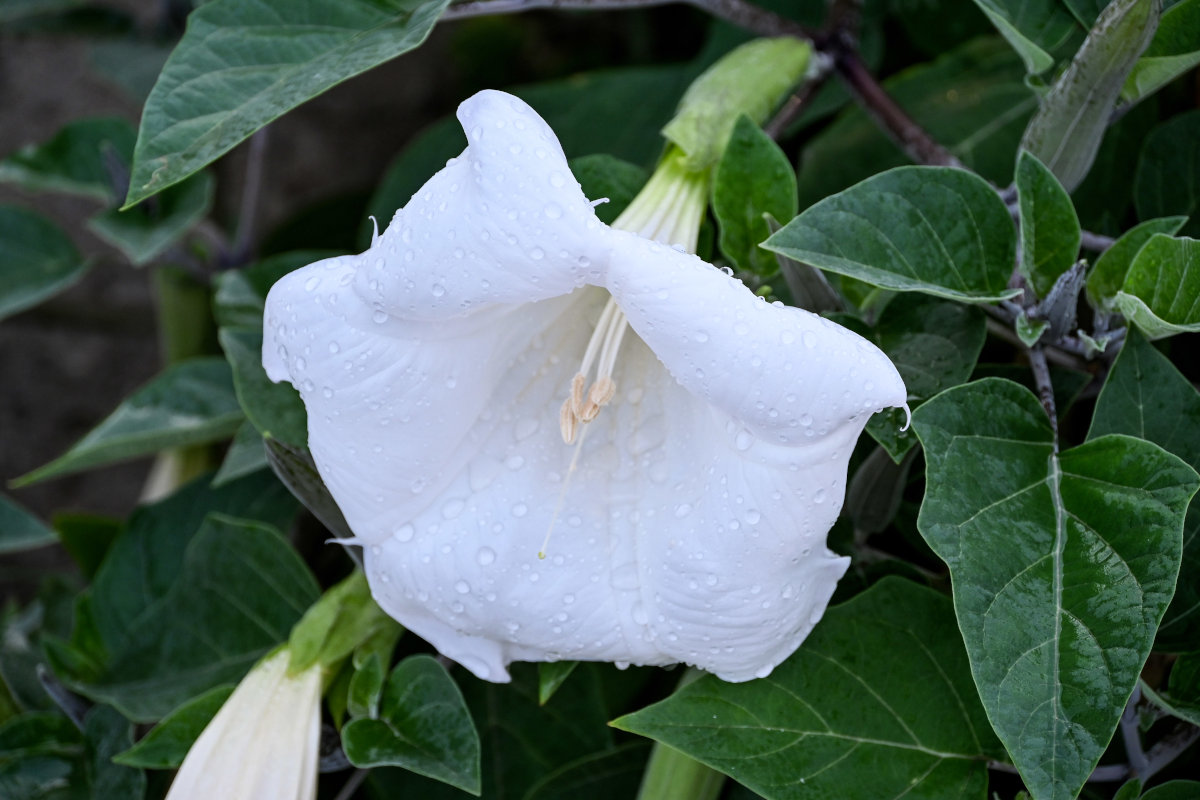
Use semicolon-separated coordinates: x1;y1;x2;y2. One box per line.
125;0;449;206
113;685;233;768
0;117;134;200
1114;234;1200;338
1071;97;1159;235
0;494;55;554
1143;781;1200;799
82;705;143;800
342;655;481;795
972;0;1081;73
1090;328;1200;651
765;166;1019;302
1113;778;1144;800
797;38;1036;208
523;742;651;800
1123;0;1200;103
211;420;268;487
713;115;798;276
1063;0;1112;26
913;378;1198;800
14;358;244;486
55;513;317;721
0;206;88;322
0;712;86;798
219;328;308;447
538;661;579;706
364;663;616;800
53;513;122;581
1143;653;1200;725
613;578;1003;800
88;171;213;265
288;570;395;674
1020;0;1161;192
347;653;385;720
1135;110;1200;237
1086;216;1188;307
1016;150;1082;297
864;294;986;461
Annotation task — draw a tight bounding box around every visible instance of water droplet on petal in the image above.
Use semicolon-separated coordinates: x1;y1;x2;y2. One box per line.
544;203;563;219
674;503;693;518
455;580;471;594
734;430;754;451
394;524;414;542
431;283;446;297
511;503;528;518
372;310;389;324
476;547;496;566
814;488;827;504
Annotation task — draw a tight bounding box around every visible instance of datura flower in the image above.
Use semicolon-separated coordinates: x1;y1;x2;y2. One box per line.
165;649;321;800
263;90;907;683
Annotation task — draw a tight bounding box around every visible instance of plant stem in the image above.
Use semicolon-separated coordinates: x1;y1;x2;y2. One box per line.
228;128;269;268
1028;345;1059;449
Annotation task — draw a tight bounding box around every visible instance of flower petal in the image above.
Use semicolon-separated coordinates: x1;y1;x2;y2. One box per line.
264;89;909;684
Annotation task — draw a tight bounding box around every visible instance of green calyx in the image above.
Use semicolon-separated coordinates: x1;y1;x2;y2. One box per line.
662;37;811;171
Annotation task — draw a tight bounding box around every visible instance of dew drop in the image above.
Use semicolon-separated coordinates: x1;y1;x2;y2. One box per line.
734;430;754;451
803;331;817;348
674;503;693;519
476;547;496;566
781;330;796;345
322;387;334;399
442;499;465;519
304;276;320;292
511;503;528;518
431;283;446;297
693;331;709;343
813;488;827;504
544;203;563;219
328;341;340;354
454;580;471;595
529;246;545;260
746;509;761;525
549;172;566;188
515;418;540;440
394;524;414;542
505;455;525;470
372;310;388;324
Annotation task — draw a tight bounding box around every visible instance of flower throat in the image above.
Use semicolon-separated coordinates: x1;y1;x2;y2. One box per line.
540;151;708;560
557;151;708;445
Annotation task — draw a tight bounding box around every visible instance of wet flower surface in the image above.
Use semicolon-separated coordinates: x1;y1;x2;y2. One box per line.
264;90;907;682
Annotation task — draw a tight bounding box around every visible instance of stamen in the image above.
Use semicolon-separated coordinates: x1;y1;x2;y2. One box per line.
559;397;579;444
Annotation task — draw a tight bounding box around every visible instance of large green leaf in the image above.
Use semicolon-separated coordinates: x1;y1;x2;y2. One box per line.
81;706;144;800
0;117;134;201
1020;0;1161;192
1123;0;1200;103
1016;150;1081;297
1090;328;1200;652
125;0;449;206
914;378;1197;800
765;166;1019;302
0;206;88;322
1085;216;1187;307
1135;110;1200;237
343;655;480;795
0;712;86;798
1114;234;1200;338
864;294;987;461
972;0;1081;73
796;38;1036;208
52;513;317;721
713;115;798;276
612;578;1003;800
14;358;244;486
0;494;55;554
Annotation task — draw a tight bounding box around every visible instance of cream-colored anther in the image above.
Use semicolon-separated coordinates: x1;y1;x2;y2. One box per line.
559;398;579;445
559;297;629;442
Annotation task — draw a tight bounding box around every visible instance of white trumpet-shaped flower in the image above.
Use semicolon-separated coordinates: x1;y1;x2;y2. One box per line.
263;90;907;683
165;649;321;800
